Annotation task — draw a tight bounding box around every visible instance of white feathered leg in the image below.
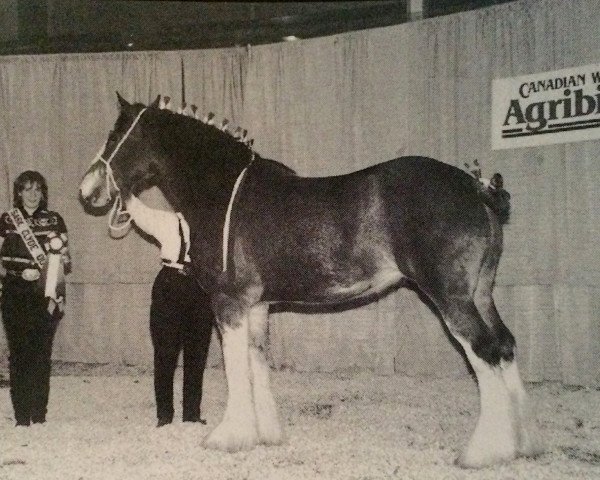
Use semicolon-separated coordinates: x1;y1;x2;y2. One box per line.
248;303;284;445
454;337;518;468
501;358;545;458
204;312;258;452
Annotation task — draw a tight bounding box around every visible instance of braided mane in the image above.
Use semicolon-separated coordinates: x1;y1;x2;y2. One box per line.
157;95;254;148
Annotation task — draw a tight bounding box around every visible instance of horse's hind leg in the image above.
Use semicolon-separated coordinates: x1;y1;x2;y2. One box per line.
500;354;544;458
248;303;284;445
203;299;258;452
474;266;544;459
438;298;519;468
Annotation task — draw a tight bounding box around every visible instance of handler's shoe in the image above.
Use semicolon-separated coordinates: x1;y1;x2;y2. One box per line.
156;417;172;427
183;414;206;425
31;415;46;424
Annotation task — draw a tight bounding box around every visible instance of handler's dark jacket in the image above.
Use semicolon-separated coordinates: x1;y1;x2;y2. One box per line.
0;207;67;273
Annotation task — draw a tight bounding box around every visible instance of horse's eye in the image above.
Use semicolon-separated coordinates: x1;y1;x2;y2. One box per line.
108;131;120;142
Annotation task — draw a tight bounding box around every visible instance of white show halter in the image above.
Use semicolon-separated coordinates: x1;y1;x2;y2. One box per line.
89;107;148;233
89;104;254;273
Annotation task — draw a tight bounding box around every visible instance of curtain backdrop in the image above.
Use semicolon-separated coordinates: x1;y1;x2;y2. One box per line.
0;51;185;365
0;0;598;385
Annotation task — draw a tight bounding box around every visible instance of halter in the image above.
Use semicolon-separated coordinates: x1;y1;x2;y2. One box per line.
89;107;148;234
90;102;254;271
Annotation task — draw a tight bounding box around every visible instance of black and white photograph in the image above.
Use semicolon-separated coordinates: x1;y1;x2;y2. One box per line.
0;1;599;479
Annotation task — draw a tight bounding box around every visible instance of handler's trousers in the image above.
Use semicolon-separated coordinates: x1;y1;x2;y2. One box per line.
150;267;213;425
1;276;60;426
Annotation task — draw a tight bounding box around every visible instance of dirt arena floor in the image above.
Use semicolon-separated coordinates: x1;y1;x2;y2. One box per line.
1;364;599;480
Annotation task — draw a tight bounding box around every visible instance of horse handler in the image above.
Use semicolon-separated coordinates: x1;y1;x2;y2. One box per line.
0;171;71;426
122;196;214;427
151;253;214;426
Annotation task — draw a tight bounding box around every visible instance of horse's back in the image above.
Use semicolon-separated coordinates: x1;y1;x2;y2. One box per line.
233;156;495;301
249;155;487;233
377;156;488;225
242;155;493;251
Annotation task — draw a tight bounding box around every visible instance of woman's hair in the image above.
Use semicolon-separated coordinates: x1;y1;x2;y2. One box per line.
13;170;48;210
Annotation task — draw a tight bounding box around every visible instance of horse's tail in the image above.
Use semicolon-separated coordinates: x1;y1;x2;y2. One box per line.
478;173;511;225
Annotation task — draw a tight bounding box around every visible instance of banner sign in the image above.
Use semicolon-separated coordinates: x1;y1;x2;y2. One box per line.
491;64;600;150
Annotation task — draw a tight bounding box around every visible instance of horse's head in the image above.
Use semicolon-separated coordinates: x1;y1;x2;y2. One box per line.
79;93;162;210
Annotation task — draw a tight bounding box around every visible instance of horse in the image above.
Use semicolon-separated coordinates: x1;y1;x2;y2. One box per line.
79;94;543;468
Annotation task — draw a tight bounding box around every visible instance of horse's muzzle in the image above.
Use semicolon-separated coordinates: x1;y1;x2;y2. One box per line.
79;167;112;208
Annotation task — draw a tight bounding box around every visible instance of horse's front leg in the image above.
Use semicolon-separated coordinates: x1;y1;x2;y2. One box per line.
248;303;284;445
204;301;258;452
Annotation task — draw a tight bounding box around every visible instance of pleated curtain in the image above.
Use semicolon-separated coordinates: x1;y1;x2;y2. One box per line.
0;0;598;385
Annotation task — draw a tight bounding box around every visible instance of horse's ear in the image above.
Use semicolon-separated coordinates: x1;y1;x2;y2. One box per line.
149;95;161;109
116;92;130;108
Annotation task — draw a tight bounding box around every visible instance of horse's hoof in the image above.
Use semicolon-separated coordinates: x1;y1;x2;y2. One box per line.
256;414;285;446
455;447;516;469
259;435;285;447
258;425;285;446
517;431;545;459
203;422;258;452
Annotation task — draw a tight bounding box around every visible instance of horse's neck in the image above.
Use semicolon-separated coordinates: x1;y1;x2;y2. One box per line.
157;125;253;210
125;196;185;262
159;156;246;229
149;127;258;260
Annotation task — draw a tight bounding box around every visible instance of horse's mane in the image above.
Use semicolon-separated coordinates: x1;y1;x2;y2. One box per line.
135;97;297;178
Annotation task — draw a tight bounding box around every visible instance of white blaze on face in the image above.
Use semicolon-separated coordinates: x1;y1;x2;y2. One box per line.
79;165;107;205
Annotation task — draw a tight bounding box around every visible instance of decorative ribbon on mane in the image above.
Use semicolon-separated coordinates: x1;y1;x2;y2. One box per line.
8;208;66;312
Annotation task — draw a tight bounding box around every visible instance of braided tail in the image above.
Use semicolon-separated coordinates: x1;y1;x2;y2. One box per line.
479;173;511;225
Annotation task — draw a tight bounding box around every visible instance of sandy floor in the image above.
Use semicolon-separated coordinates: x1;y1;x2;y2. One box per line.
1;365;599;480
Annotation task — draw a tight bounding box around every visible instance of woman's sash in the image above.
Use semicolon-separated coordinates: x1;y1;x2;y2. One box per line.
8;208;65;311
8;208;47;267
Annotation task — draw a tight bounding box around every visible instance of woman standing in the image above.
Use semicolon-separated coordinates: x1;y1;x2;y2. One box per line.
0;171;71;426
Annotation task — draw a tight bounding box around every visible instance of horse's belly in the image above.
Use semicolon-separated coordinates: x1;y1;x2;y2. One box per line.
326;267;405;301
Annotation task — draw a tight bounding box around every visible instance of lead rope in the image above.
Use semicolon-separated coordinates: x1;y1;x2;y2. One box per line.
222;151;255;272
89;107;148;234
108;195;132;234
